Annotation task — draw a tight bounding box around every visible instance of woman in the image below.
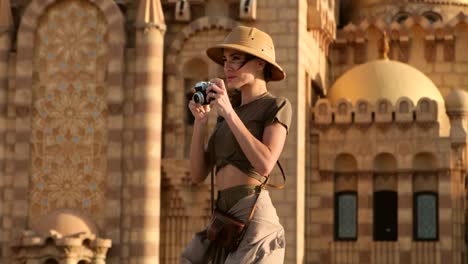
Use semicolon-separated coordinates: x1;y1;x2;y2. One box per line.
181;25;292;264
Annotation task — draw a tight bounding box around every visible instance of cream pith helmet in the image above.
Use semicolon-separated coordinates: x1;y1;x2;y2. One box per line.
206;26;285;81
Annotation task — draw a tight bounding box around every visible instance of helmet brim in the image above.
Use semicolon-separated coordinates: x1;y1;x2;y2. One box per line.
206;43;286;81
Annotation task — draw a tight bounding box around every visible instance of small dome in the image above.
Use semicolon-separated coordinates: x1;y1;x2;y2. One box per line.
445;89;468;112
328;60;444;105
31;209;98;237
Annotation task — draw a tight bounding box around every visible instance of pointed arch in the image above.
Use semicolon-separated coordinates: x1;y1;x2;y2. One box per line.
11;0;125;247
165;16;239;75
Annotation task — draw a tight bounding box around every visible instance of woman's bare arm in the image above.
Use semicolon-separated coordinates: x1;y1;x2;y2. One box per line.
188;101;213;184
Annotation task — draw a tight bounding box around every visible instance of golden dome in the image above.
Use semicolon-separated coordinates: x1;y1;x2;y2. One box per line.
31;209;98;237
328;60;443;105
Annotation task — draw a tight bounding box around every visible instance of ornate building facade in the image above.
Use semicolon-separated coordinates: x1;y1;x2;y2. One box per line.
0;0;466;263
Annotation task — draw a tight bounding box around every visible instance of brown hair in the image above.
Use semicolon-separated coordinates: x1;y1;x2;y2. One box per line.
263;63;273;82
228;89;242;108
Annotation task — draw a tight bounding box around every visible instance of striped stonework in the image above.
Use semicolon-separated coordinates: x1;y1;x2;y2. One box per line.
129;0;166;262
315;172;334;262
305;134;319;263
449;169;466;263
358;172;373;260
438;170;453;263
3;51;14;260
121;47;136;264
10;0;124;261
0;0;12;258
306;170;333;263
131;28;165;263
398;172;412;259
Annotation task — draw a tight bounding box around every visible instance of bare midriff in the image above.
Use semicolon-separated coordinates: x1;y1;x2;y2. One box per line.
216;164;263;190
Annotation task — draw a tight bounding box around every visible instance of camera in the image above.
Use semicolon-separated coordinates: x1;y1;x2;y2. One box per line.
192;81;214;105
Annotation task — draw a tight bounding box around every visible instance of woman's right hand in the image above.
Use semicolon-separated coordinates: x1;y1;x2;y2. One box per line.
188;99;211;123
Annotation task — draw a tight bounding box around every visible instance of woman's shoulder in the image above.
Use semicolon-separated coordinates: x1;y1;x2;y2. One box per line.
264;93;291;108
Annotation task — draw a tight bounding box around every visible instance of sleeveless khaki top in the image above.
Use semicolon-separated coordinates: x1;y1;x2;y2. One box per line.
207;93;292;180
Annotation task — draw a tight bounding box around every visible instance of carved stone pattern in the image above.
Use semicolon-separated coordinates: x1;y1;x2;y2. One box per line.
444;38;455;62
425;39;436;62
29;0;109;222
338;46;347;65
398;40;410;62
354;42;366;64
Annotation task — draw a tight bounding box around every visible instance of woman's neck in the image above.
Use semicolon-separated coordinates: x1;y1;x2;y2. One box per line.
240;80;268;106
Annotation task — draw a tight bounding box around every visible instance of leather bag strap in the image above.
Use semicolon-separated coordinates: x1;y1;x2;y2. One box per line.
210;160;286;216
265;161;286;189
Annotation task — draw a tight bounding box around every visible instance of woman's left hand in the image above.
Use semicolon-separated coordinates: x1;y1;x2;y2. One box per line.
207;78;234;118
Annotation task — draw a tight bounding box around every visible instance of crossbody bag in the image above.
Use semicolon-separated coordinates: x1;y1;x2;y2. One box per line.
206;161;286;252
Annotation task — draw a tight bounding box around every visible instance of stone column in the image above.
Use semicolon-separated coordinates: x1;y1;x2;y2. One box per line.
397;172;412;263
0;0;12;260
357;172;373;263
93;240;112;264
438;169;453;263
131;0;166;263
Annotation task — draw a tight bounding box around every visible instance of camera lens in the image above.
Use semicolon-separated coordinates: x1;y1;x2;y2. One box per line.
193;92;205;105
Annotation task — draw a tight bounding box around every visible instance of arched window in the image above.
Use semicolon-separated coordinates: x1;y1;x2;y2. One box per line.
412;154;438;241
337;0;352;29
374;190;398;241
183;58;208;126
393;11;411;24
413;152;437;170
373;153;398;241
334;154;358;240
422;11;442;24
414;192;438;240
182;58;209;157
335;190;357;240
44;259;59;264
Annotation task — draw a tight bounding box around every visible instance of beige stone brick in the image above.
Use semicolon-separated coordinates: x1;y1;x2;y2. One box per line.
3;218;11;229
399;238;412;250
454;63;468;73
428;73;443;85
434;62;453;73
308;196;321;208
399;209;412;222
277;35;297;48
278;8;297;20
12;201;27;217
439;208;452;220
359;209;372;223
309;209;333;223
443;74;462;86
440;237;452;250
276;202;296;215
